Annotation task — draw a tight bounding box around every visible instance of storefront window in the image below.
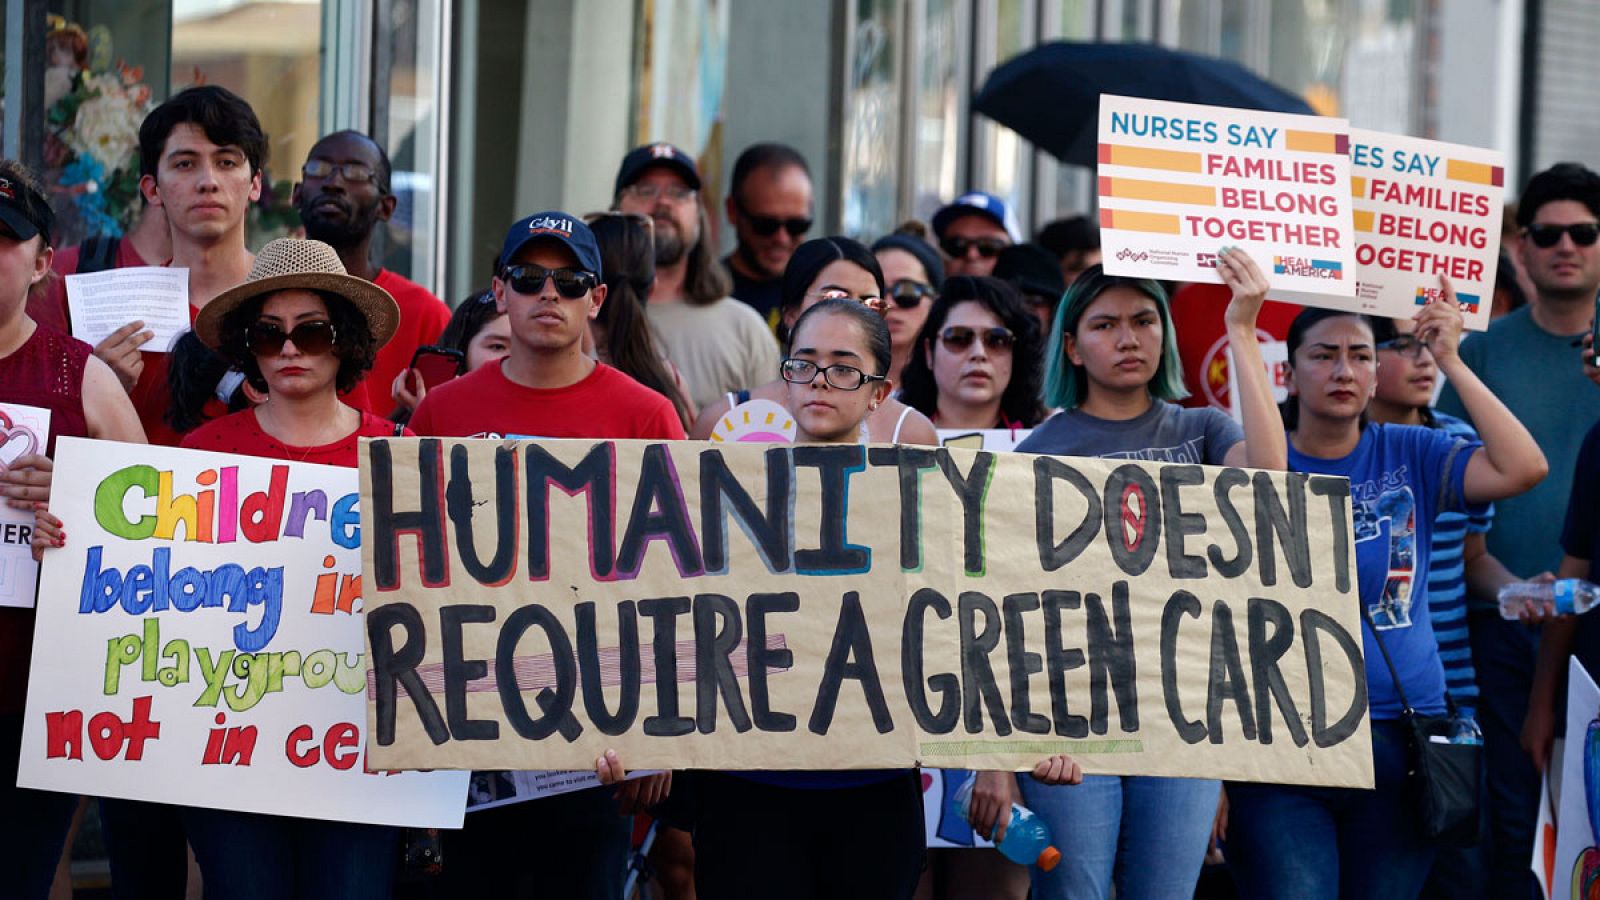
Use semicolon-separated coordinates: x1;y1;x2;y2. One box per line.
380;0;447;290
971;0;1033;230
910;0;962;224
1046;0;1098;222
840;0;901;239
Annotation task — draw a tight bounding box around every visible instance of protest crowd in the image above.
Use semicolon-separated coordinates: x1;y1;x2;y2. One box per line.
3;78;1599;900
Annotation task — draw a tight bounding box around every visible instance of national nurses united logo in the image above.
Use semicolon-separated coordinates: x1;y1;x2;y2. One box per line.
1274;256;1343;280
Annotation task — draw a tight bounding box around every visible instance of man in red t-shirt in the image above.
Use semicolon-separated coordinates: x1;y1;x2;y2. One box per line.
292;130;450;416
1169;281;1301;414
408;211;679;898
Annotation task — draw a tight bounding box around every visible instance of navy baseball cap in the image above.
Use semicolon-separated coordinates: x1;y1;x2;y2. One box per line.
499;211;604;280
0;172;54;245
614;142;702;196
932;191;1020;242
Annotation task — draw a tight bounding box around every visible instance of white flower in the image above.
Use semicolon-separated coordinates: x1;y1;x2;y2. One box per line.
65;73;143;172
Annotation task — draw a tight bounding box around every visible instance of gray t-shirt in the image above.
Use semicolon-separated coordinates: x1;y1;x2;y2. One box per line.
1436;304;1600;584
1016;399;1243;464
646;297;782;411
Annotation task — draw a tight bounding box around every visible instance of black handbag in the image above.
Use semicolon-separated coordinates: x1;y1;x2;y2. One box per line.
1361;603;1482;847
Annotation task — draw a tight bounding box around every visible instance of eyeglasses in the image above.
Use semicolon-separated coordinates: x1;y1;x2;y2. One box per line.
808;287;887;315
621;183;697;205
246;320;338;356
939;325;1015;353
780;358;886;391
940;236;1009;259
1376;335;1431;360
737;203;811;238
301;159;378;185
1525;222;1600;248
886;279;936;309
502;264;598;299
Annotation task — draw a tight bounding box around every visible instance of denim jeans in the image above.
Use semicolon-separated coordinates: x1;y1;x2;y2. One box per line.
181;806;399;900
0;714;79;900
1017;774;1219;900
1225;719;1435;900
1468;610;1542;899
99;798;190;899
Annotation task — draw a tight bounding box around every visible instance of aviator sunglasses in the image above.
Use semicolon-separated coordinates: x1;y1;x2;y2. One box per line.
938;325;1015;353
1525;222;1600;249
246;320;338;356
502;264;598;299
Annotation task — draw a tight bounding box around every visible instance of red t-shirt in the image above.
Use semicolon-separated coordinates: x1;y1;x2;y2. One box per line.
180;408;409;468
410;359;687;440
1169;282;1302;412
365;269;451;418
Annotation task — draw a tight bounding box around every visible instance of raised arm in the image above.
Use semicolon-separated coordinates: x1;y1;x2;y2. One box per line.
1215;248;1287;471
1418;277;1547;504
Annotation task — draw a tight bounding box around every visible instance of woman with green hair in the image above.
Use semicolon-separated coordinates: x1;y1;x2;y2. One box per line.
1006;249;1285;900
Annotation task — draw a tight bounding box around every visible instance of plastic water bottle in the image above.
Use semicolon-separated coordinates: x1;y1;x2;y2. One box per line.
1497;579;1600;619
1449;715;1483;746
951;776;1062;871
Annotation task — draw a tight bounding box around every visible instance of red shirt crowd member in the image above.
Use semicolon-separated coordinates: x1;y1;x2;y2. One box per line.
172;237;406;897
0;160;144;900
411;211;676;900
290;129;450;418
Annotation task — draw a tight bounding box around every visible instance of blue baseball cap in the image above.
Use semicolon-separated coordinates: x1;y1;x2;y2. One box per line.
932;191;1020;242
499;211;603;280
614;142;702;196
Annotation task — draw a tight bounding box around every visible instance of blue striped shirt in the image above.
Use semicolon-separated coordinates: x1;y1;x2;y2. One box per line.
1428;412;1492;716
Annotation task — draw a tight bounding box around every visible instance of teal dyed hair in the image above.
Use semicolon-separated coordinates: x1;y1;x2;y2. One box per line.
1041;265;1189;409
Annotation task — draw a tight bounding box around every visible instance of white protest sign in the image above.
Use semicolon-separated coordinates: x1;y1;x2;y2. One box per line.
65;266;191;351
1097;94;1355;297
1551;658;1600;895
466;768;661;813
1344;130;1504;331
0;402;49;608
19;438;467;827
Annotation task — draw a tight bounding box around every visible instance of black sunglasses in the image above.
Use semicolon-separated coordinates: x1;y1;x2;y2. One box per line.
886;279;936;308
939;325;1015;352
940;236;1009;259
246;320;338;356
737;201;811;238
502;264;598;299
1525;222;1600;249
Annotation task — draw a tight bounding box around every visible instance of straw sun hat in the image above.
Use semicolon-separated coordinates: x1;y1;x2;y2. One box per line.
194;238;401;351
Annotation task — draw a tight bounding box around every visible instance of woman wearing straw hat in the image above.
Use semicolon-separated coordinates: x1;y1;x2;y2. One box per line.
179;237;407;466
180;238;404;897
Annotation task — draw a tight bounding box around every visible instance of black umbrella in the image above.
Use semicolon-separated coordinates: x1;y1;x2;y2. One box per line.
973;41;1316;168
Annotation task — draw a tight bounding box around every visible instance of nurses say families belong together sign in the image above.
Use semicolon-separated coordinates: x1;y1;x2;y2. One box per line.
361;438;1372;789
1099;94;1504;331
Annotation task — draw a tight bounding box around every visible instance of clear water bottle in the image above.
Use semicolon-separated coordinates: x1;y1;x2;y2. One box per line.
1449;715;1482;746
1498;579;1600;619
951;775;1062;871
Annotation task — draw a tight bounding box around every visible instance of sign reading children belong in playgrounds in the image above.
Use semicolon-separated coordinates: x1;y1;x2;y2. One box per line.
361;438;1374;789
18;438;468;828
1097;94;1356;296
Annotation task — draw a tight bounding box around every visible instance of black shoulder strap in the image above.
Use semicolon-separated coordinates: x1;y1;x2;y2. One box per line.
78;234;121;274
1359;601;1414;716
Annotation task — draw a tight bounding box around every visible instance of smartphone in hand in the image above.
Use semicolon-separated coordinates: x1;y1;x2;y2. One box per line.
409;345;466;392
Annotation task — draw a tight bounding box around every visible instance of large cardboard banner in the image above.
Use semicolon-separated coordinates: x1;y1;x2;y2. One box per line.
19;438;468;828
361;439;1371;788
1098;95;1355;297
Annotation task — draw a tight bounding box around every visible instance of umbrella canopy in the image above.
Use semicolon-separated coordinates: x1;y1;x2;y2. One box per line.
973;41;1315;167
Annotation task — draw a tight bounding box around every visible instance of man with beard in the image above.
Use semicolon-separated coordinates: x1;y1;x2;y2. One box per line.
614;142;779;411
293;130;450;416
723;142;813;327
